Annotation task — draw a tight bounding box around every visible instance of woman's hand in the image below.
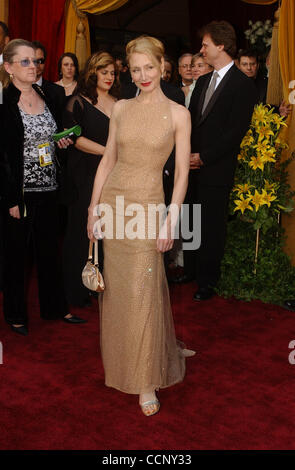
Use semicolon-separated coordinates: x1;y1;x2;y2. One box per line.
87;207;101;241
56;137;74;149
9;205;21;219
157;218;174;253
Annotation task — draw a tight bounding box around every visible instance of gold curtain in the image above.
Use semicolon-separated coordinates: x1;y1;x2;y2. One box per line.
0;0;9;23
64;0;129;71
278;0;295;262
241;0;278;4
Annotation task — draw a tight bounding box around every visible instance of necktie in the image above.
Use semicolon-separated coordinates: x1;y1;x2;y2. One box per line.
202;71;219;114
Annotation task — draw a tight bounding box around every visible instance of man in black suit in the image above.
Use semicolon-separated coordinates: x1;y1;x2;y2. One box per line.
237;48;291;118
184;21;257;300
236;48;267;103
32;41;65;127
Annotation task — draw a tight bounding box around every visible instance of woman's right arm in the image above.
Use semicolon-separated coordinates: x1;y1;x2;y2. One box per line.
75;136;105;156
87;101;122;239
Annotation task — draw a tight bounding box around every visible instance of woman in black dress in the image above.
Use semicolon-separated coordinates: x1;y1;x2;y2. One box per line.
63;52;117;307
55;52;79;97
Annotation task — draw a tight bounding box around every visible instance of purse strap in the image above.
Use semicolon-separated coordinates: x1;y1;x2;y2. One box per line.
88;240;99;266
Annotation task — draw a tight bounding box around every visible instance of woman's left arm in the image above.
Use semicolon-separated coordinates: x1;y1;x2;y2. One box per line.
157;105;191;253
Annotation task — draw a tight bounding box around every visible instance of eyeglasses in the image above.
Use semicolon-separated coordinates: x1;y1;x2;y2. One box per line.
11;58;39;67
179;64;192;69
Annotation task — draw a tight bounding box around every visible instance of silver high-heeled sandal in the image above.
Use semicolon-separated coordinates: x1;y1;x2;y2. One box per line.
140;399;160;417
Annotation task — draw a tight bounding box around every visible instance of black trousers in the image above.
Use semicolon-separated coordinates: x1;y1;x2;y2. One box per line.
2;191;68;325
183;183;230;288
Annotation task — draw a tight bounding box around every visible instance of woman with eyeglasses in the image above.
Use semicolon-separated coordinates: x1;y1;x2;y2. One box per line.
0;39;86;335
55;52;79;97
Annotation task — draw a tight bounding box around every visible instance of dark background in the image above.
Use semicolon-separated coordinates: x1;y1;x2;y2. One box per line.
9;0;278;76
88;0;278;60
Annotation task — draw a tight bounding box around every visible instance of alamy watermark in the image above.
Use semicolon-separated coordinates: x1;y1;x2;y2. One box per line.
92;197;201;250
288;340;295;365
289;80;295;105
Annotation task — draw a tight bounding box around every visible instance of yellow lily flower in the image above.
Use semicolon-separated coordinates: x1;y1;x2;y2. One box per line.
261;189;277;207
249;156;265;171
258;126;274;142
251;104;268;126
264;180;277;193
241;134;254;147
233;194;253;214
249;190;265;211
233;183;253;196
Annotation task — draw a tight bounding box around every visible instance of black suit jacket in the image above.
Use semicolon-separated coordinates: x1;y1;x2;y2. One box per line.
41;79;66;128
189;65;258;187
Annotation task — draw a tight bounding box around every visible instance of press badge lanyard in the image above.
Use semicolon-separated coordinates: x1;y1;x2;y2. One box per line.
23;142;53;218
38;142;53;167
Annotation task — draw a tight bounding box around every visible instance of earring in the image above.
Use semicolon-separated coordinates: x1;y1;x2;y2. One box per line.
9;73;13;80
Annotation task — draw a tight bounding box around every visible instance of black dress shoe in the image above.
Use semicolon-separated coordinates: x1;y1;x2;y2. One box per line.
193;286;215;301
11;325;28;336
170;274;195;284
284;299;295;311
63;315;87;324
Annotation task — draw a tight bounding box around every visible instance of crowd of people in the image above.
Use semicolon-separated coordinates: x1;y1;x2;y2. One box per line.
0;19;293;416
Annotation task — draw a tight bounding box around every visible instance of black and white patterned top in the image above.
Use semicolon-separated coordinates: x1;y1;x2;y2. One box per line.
20;104;58;192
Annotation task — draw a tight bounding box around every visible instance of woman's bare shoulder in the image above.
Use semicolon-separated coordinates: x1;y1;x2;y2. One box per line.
168;99;190;121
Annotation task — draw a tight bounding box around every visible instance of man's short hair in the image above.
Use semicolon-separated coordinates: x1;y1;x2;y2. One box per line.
199;20;237;59
31;40;47;61
237;48;259;63
0;21;9;38
178;53;193;65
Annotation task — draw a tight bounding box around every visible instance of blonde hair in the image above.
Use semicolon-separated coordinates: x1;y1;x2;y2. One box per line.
191;53;202;65
126;35;165;67
0;38;34;88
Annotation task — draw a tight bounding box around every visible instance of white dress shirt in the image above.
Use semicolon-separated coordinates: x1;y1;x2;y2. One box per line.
36;76;43;86
185;80;196;108
210;60;234;90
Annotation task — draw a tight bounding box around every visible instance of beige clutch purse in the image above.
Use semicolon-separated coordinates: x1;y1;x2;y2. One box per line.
82;240;105;292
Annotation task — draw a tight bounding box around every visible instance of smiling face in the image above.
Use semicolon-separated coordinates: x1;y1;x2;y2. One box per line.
200;34;222;68
96;63;115;92
129;52;162;93
191;56;212;80
5;45;37;85
61;56;75;80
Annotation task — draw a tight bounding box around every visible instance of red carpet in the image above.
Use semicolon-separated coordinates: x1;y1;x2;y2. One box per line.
1;280;295;450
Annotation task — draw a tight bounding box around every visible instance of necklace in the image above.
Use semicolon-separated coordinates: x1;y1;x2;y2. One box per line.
19;90;42;114
19;89;35;111
61;79;75;88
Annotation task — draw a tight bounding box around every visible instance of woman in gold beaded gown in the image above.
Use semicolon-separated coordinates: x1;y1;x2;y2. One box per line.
87;36;193;416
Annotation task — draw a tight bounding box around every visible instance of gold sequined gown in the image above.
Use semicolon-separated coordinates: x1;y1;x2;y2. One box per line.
99;98;186;394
